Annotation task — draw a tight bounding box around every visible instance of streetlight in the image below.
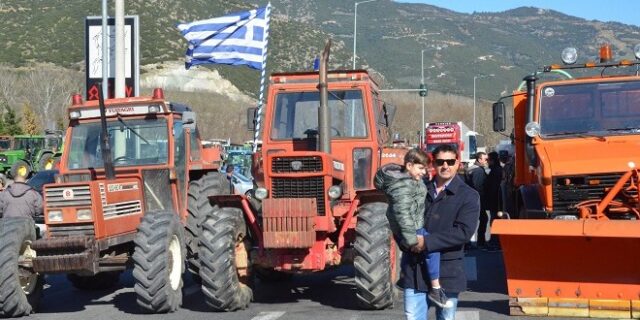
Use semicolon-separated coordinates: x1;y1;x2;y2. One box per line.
473;74;494;132
420;49;427;148
353;0;380;69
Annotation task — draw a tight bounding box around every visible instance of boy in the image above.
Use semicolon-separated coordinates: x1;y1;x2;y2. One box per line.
374;148;451;309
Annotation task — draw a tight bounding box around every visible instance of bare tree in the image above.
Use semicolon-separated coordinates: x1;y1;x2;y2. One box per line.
23;67;83;129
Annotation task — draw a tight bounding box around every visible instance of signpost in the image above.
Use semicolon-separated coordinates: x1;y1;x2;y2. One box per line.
84;16;139;100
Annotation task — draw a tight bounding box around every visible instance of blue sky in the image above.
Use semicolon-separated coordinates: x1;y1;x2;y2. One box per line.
395;1;640;27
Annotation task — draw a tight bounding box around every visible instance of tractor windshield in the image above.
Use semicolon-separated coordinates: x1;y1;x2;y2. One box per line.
270;90;367;139
66;118;169;169
539;80;640;137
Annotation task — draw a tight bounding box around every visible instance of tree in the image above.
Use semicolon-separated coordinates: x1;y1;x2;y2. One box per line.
22;103;41;135
4;106;23;135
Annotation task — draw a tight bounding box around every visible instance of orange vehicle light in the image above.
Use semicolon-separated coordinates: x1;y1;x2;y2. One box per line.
588;179;600;185
72;94;83;106
619;59;633;66
599;44;612;63
585;61;596;68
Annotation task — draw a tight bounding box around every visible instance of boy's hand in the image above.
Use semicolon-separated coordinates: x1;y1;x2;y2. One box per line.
411;235;425;252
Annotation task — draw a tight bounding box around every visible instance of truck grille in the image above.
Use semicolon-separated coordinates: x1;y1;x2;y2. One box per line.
45;185;92;207
272;156;322;173
552;172;636;215
48;224;96;237
272;177;326;215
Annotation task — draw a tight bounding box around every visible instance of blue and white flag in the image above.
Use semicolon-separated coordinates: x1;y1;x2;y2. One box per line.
177;5;270;70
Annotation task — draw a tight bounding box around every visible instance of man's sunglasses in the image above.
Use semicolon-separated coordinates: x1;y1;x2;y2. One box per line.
434;159;457;166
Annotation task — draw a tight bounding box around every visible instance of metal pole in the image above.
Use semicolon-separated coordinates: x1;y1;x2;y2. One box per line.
101;0;108;99
473;75;477;132
115;0;125;98
352;0;379;70
421;49;425;149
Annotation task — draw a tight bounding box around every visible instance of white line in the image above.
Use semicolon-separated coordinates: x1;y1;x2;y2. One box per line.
464;256;477;281
183;284;200;296
251;311;286;320
455;310;479;320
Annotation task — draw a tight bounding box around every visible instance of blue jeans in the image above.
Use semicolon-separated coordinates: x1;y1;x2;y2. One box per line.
417;228;440;280
404;288;459;320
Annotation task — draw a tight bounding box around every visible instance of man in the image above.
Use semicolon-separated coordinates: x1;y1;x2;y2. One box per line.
466;152;489;248
225;164;235;194
401;144;480;320
0;171;43;219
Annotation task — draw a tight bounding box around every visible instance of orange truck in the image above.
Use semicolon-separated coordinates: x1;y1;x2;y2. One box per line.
0;88;228;317
201;41;406;311
492;44;640;318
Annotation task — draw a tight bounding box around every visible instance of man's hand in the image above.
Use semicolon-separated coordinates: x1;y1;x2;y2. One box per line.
411;235;425;253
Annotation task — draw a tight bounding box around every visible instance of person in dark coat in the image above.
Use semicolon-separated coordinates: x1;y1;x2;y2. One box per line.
0;172;43;219
400;144;480;320
465;152;489;248
484;151;503;250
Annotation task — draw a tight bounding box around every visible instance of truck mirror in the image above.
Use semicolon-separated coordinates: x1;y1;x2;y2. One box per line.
247;108;257;131
183;111;197;130
379;103;397;127
492;102;506;132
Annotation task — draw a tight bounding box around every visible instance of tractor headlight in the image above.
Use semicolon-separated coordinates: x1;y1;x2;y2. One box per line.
634;44;640;60
76;209;92;220
48;210;63;222
328;185;342;200
69;110;81;119
254;187;269;200
561;47;578;65
148;105;161;113
525;122;541;137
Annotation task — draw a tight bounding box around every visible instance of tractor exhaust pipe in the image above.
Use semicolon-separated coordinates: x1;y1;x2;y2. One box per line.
97;83;115;180
318;39;332;154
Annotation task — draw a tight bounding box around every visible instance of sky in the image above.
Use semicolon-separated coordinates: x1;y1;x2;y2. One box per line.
395;1;640;27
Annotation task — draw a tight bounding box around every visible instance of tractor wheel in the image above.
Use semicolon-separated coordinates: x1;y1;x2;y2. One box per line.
0;218;44;317
132;212;186;313
354;202;397;310
199;207;252;311
38;153;54;171
67;272;121;290
10;160;31;179
185;172;229;278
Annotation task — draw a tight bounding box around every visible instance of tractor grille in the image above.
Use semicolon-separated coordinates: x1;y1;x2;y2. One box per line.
552;172;636;215
48;224;96;237
103;200;142;218
45;185;92;207
272;156;322;173
272;177;326;215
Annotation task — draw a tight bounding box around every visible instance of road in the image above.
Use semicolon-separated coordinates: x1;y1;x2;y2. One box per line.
30;248;588;320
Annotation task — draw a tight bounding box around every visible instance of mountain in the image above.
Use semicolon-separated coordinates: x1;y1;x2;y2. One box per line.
2;0;640;100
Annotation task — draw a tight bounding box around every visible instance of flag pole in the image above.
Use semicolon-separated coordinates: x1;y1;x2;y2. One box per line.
253;2;271;153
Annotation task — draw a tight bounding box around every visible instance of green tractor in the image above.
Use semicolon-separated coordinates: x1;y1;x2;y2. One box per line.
0;132;62;179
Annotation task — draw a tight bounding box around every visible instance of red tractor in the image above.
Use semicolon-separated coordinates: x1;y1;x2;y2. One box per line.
0;88;228;317
201;41;406;311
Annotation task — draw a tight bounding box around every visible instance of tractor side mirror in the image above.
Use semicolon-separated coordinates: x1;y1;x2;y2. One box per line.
492;102;506;132
378;103;397;127
183;111;197;130
247;108;257;131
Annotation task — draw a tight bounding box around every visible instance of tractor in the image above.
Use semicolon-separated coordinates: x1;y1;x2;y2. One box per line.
0;88;228;317
8;131;64;178
201;41;406;311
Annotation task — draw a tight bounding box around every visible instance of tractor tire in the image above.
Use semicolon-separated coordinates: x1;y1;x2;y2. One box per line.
10;160;31;179
38;153;54;171
199;207;252;311
132;212;186;313
67;272;120;290
185;172;229;278
354;202;397;310
0;218;44;317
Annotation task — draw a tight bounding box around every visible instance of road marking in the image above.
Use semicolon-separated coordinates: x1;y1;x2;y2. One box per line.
464;256;477;281
184;284;200;296
251;311;286;320
455;310;479;320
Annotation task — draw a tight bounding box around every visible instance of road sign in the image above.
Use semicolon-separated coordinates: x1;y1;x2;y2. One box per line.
84;16;139;100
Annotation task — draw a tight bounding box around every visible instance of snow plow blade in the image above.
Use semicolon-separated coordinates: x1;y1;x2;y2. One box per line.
493;219;640;318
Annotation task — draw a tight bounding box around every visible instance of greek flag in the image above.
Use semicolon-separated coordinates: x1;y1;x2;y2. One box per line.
177;6;269;70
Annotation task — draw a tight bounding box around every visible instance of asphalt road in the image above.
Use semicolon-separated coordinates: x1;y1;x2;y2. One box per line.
26;248;593;320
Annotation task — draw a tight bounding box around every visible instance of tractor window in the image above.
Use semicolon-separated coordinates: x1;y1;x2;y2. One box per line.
271;90;367;139
66;118;168;169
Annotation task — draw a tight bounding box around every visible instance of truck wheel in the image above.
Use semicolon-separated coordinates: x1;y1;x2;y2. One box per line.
132;212;185;313
185;172;228;278
199;207;252;311
39;153;54;170
10;160;31;179
67;272;120;290
0;218;44;317
354;202;396;310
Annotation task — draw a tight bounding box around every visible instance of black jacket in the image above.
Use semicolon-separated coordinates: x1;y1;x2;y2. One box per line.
398;175;480;294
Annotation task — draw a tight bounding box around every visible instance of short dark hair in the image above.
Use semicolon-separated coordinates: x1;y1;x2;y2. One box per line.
226;164;235;173
431;144;458;159
488;151;499;163
404;148;430;166
475;151;487;160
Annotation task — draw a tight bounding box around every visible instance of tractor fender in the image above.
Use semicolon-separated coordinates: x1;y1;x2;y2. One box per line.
336;189;387;249
517;184;546;219
208;194;262;246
